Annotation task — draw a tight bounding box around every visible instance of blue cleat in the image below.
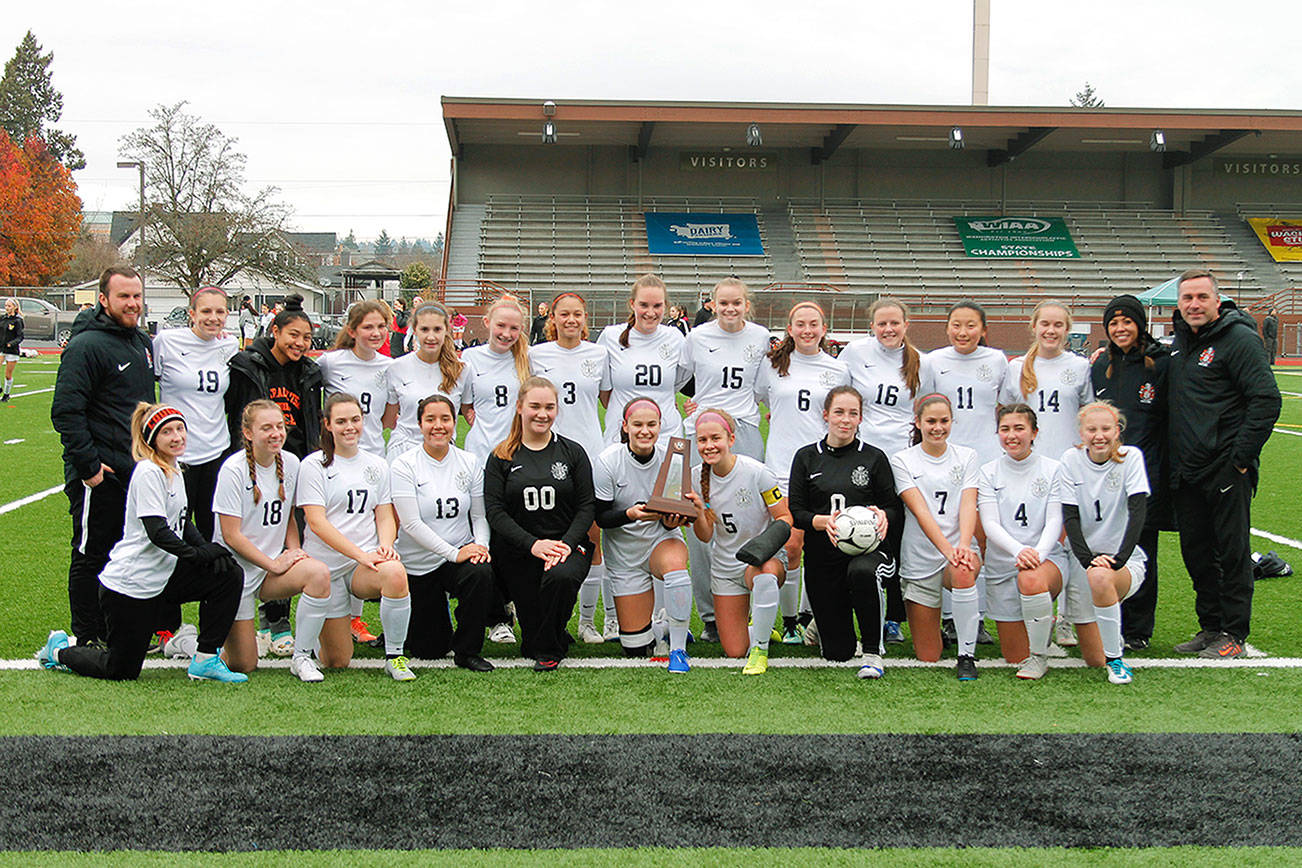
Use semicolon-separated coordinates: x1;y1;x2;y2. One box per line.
884;620;905;644
36;630;69;671
187;654;248;683
667;648;691;674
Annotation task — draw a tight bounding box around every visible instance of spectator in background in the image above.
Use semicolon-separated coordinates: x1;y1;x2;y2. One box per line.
1262;309;1279;366
668;304;690;336
258;303;273;337
693;295;715;327
389;297;409;358
2;298;23;401
1167;269;1280;659
530;301;549;345
238;297;259;349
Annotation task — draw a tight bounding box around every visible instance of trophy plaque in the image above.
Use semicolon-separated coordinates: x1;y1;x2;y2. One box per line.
645;436;698;519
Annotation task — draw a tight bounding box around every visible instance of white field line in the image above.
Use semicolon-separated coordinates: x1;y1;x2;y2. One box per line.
0;484;63;516
5;387;54;399
1252;527;1302;550
1273;427;1302;437
1281;390;1302;398
5;653;1292;672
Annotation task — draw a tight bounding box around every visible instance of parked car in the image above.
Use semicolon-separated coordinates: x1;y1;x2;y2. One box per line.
11;297;81;347
309;313;342;349
160;306;191;330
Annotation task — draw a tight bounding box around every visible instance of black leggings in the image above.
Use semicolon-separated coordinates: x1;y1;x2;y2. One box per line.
59;556;242;681
406;560;494;659
803;547;895;661
494;542;592;662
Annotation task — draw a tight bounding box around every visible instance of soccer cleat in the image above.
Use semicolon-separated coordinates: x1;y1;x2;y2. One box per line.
454;654;495;672
1054;617;1078;647
941;618;957;648
770;626;785;643
578;623;604;644
269;631;294;657
667;648;691;673
781;625;805;645
255;629;272;657
1197;632;1245;659
802;618;820;647
652;637;670;658
699;620;720;643
187;655;249;683
149;630;172;654
384;656;417;681
533;658;560;672
1174;630;1218;654
163;623;198;659
1106;657;1133;684
290;655;325;683
36;630;69;671
976;623;994;645
1016;654;1048;680
1045;641;1068;658
1124;636;1150;651
603;620;621;642
350;616;378;644
884;620;905;644
857;653;885;680
956;654;978;681
741;645;769;675
487;622;516;644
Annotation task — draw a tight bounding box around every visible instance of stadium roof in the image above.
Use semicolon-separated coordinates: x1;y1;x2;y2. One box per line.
442;97;1302;167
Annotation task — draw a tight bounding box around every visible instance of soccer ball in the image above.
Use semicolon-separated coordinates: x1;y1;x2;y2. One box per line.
832;505;881;556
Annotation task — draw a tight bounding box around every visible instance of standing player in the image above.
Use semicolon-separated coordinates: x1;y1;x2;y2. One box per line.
756;301;849;644
36;403;246;682
1058;402;1150;685
384;301;467;461
976;404;1070;680
593;399;694;670
483;377;596;671
685;409;793;674
297;394;415;681
1;297;22;401
530;292;614;645
390;395;495;672
788;386;901;679
597;274;687;446
213;400;333;681
891;394;983;680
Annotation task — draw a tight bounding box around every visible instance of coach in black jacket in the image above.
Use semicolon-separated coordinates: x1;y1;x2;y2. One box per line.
50;267;156;645
1167;269;1280;659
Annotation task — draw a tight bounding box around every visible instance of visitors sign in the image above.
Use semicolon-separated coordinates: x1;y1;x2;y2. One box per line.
953;216;1080;258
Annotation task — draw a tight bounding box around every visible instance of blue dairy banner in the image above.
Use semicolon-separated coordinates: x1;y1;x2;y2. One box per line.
644;212;765;256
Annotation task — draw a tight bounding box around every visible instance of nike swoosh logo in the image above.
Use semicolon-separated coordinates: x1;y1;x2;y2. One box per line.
245;484;255;491
938;369;951;375
510;466;523;473
117;362;131;371
707;347;720;353
535;366;551;372
326;472;337;479
179;351;189;356
416;481;428;487
1220;485;1233;493
808;473;823;479
1096;388;1108;394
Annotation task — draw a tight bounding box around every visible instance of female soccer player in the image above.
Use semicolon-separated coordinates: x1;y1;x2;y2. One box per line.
213;400;333;682
319;299;394;458
384;301;467;462
1058;402;1150;685
37;403;246;682
153;287;238;540
788;386;902;679
976;404;1070;680
390;395;494;671
597;274;687;446
918;301;1008;465
891;393;983;680
1000;300;1093;461
1;297;22;401
531;292;614;644
297;394;415;681
685;408;793;674
757;301;849;643
462;295;531;460
593;398;694;670
484;377;595;671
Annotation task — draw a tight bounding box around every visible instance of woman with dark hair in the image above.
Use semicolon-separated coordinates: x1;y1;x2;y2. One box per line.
389;297;409;358
1089;294;1171;651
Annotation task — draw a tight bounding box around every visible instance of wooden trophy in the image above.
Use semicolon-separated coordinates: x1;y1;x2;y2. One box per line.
644;436;698;519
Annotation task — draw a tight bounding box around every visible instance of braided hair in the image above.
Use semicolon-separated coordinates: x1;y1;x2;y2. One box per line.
240;399;286;505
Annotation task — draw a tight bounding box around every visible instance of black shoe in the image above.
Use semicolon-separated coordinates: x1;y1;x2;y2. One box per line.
533;658;560;672
975;623;994;644
700;620;719;643
1174;630;1218;654
1123;636;1150;651
366;632;385;650
455;654;495;672
0;392;8;402
941;618;957;648
956;654;978;681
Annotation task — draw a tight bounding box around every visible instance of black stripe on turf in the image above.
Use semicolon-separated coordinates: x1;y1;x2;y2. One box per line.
3;733;1300;850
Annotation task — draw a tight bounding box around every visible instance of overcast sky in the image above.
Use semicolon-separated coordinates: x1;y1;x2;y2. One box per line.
8;0;1299;241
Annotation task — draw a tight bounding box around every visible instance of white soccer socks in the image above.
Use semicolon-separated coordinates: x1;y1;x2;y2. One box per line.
663;569;692;652
293;593;331;659
781;567;802;619
350;593;365;619
951;584;980;657
1020;591;1053;656
1096;601;1123;660
380;594;412;657
748;573;780;652
578;565;601;626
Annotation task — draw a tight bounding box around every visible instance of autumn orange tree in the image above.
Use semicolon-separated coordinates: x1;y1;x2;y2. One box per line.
0;134;81;285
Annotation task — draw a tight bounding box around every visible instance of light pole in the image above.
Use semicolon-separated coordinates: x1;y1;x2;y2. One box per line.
116;160;145;265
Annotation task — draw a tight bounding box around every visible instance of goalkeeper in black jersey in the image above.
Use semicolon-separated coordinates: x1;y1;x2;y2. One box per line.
788;386;902;679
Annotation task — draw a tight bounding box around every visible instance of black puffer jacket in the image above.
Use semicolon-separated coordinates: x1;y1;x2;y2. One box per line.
1;313;22;355
50;305;156;483
225;336;323;459
1168;300;1280;489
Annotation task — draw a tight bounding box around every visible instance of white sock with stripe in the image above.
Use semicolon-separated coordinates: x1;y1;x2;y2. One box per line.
380;594;411;657
952;585;980;657
663;569;692;652
748;573;780;651
1020;591;1053;656
1097;601;1123;660
293;593;331;659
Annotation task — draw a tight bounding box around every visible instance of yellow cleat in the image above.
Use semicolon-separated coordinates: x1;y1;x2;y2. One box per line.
742;645;769;675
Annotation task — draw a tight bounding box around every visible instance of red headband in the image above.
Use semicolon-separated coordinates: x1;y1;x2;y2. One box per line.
913;393;951;415
623;398;661;422
696;411;733;434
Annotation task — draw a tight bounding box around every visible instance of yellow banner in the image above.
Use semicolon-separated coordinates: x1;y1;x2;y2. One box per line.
1247;217;1302;262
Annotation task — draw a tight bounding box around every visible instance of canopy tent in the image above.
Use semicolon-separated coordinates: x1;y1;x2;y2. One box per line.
1137;276;1180;306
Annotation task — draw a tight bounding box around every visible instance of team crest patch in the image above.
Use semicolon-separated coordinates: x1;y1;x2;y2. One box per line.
551;462;569;481
736;487;753;506
977;363;993;382
581;359;602;379
948;464;965;486
1105;468;1122;491
374;370;388;388
1198;347;1215;367
1031;476;1049;497
851;465;870;487
1138;382;1156;404
455;471;471;492
363;465;381;485
658;343;677;360
743;343;764;363
1060;368;1078;386
819;370;840;388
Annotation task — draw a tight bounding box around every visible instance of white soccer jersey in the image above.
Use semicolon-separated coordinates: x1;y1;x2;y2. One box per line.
697;455;783;580
318;348;393;457
390;443;485;574
461;345;523;459
385;352;468;461
840;336;916;458
597;323;685;445
977;452;1064;578
212;450;302;588
153;328;238;463
1056;446;1150;556
918;345;1009;465
891;443;980;580
1000;352;1094;460
99;461;188;598
593;441;680;575
679;320;771;433
531;340;610;457
756;350;849;488
296;448;392;572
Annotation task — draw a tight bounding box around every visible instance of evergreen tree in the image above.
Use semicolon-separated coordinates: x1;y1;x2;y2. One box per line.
0;31;83;169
